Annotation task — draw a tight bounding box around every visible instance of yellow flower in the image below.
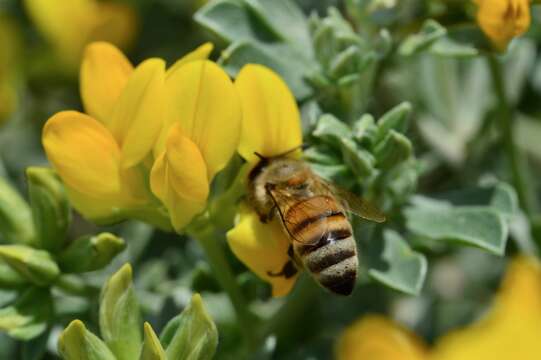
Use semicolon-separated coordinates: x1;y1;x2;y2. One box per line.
334;256;541;360
226;65;303;297
42;41;226;231
474;0;531;50
335;315;427;360
24;0;137;69
430;256;541;360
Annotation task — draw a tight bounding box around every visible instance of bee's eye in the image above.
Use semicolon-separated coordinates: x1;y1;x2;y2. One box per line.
294;183;308;191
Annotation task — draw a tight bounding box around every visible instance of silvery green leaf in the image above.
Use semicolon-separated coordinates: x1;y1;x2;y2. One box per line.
363;230;427;295
399;19;447;56
26;167;71;252
0;288;52;341
375;102;412;142
405;198;508;255
0;258;27;289
340;138;375;177
99;264;142;360
312;114;352;145
374;130;412;170
58;320;116;360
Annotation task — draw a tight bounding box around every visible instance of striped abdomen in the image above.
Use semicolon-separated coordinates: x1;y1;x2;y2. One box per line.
286;196;358;296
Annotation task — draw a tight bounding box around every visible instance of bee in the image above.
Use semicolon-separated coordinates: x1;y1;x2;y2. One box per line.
247;151;385;296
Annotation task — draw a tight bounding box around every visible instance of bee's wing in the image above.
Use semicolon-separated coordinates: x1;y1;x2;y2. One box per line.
267;186;332;245
318;180;386;223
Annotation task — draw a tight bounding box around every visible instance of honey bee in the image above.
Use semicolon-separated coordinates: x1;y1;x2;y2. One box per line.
247;151;386;296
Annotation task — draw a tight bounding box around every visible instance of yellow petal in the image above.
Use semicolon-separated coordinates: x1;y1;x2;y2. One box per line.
80;42;133;125
475;0;531;50
162;60;241;179
166;42;214;77
226;205;297;297
150;125;209;232
109;58;166;168
42;111;122;197
91;2;137;51
336;315;427;360
430;256;541;360
235;64;302;162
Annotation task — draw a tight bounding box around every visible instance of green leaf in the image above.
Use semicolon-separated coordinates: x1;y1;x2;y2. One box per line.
220;41;314;99
0;245;60;286
162;293;218;360
312;114;353;145
140;322;166;360
375;102;412;142
0;177;35;245
195;0;316;99
0;258;27;289
58;320;116;360
26;167;71;252
399;19;447;56
21;328;49;360
58;233;126;273
363;230;427;295
100;264;142;360
374;130;412;170
405;200;507;255
340;138;375;178
0;288;52;341
353;114;378;146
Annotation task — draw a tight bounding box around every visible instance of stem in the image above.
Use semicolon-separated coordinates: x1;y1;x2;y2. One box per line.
487;55;540;248
187;219;257;342
55;274;98;297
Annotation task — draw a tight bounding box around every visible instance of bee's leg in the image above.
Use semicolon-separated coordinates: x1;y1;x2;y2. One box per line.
267;260;298;279
259;205;277;224
267;245;298;279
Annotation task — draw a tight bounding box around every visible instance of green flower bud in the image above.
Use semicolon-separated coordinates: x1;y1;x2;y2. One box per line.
0;177;35;245
100;264;142;360
26;167;71;252
58;233;125;273
140;322;166;360
0;245;60;286
374;130;413;170
58;320;116;360
160;293;218;360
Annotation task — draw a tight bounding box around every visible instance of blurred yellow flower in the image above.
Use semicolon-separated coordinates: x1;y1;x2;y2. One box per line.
335;315;427;360
474;0;531;50
226;65;303;297
24;0;137;69
42;41;228;231
334;256;541;360
0;15;21;125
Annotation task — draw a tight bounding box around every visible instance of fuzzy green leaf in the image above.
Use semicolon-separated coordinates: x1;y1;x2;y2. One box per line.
0;288;52;341
58;320;116;360
405;202;507;255
374;130;412;170
376;102;412;142
99;264;142;360
399;19;447;56
313;114;353;145
26;167;71;252
364;230;427;295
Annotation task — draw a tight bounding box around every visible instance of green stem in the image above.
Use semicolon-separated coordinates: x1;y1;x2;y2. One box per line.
187;219;257;343
487;55;540;248
54;274;98;297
